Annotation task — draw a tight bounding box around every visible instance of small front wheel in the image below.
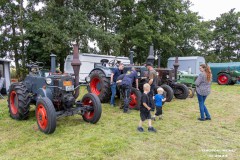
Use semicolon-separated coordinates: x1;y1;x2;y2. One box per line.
188;87;195;98
36;97;56;134
82;93;102;124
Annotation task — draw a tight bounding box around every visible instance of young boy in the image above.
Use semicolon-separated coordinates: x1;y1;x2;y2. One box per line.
152;87;166;120
137;83;157;132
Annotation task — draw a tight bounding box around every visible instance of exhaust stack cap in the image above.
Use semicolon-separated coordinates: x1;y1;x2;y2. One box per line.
50;53;56;74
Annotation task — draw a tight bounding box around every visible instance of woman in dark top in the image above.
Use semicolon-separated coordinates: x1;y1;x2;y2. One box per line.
195;64;212;121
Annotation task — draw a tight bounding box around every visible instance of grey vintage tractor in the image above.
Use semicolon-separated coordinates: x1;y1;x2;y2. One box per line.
8;45;102;134
87;61;146;110
87;52;174;109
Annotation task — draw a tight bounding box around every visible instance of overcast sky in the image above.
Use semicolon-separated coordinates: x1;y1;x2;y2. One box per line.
190;0;240;20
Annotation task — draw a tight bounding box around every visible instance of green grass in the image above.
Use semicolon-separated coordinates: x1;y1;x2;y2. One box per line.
0;83;239;160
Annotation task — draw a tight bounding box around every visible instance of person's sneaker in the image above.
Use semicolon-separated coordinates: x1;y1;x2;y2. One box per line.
148;127;157;132
198;118;205;121
137;127;144;132
151;117;156;121
206;117;211;120
110;104;115;107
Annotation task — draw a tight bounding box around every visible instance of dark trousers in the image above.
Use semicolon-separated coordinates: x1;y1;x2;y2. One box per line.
197;92;211;119
148;85;155;111
121;85;131;112
155;107;162;116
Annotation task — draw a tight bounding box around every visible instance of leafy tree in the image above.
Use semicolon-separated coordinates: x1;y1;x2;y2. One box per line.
211;9;240;62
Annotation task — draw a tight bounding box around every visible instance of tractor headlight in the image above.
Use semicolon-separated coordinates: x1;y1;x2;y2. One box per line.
45;78;52;85
85;76;90;83
137;72;141;77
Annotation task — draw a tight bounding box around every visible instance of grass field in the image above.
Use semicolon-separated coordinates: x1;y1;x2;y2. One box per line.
0;83;239;160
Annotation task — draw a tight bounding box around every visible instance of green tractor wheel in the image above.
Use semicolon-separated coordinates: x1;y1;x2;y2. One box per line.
217;73;231;85
173;83;189;99
188;87;195;98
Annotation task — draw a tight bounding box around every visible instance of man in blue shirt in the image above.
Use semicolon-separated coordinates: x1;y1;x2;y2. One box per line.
110;63;124;106
117;67;139;113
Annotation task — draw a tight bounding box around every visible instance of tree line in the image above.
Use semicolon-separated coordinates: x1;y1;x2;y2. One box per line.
1;0;240;77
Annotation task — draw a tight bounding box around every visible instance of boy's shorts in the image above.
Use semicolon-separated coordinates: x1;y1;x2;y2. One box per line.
140;111;151;121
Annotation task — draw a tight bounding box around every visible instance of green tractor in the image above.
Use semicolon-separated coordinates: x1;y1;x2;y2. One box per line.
208;62;240;85
177;71;198;98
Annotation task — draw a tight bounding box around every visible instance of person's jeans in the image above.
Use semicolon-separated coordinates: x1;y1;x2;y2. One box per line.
110;82;117;105
122;85;131;112
197;92;211;119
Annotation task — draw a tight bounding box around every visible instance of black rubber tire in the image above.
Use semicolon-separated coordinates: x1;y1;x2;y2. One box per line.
129;87;142;110
89;70;111;103
228;80;236;85
217;73;231;85
36;97;56;134
188;87;195;98
8;83;31;120
82;93;102;124
160;84;174;102
173;83;189;99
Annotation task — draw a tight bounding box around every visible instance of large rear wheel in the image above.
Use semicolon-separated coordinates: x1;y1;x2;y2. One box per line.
36;97;56;134
82;93;102;124
173;83;189;99
89;70;111;103
217;73;231;85
8;83;31;120
160;84;174;102
129;88;142;110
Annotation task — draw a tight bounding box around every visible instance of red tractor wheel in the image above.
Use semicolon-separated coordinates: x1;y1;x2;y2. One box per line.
217;73;231;85
89;70;111;103
8;83;30;120
82;93;102;124
129;88;141;110
36;97;56;134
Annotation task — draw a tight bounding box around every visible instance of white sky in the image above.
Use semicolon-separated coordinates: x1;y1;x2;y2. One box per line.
190;0;240;20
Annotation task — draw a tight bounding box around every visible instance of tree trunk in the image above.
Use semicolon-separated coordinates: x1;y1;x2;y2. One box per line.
11;6;20;77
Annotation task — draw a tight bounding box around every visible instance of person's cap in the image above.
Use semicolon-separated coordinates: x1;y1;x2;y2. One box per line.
146;62;153;67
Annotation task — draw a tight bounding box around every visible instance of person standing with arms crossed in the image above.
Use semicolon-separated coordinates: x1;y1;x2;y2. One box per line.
146;62;158;111
195;64;212;121
110;63;124;107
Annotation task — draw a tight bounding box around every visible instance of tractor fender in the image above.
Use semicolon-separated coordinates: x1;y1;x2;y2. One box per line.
217;71;229;75
36;88;53;102
89;67;112;78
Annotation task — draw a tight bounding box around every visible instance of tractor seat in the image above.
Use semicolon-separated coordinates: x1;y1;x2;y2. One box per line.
100;59;109;67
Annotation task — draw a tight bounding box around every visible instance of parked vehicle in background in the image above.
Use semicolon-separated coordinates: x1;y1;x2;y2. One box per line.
168;56;205;75
208;62;240;85
177;71;198;98
64;53;130;83
155;68;189;100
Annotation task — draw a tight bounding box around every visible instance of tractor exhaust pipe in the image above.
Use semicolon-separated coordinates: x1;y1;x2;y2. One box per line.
173;57;179;82
71;44;81;99
50;53;56;74
130;50;134;65
146;44;155;65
